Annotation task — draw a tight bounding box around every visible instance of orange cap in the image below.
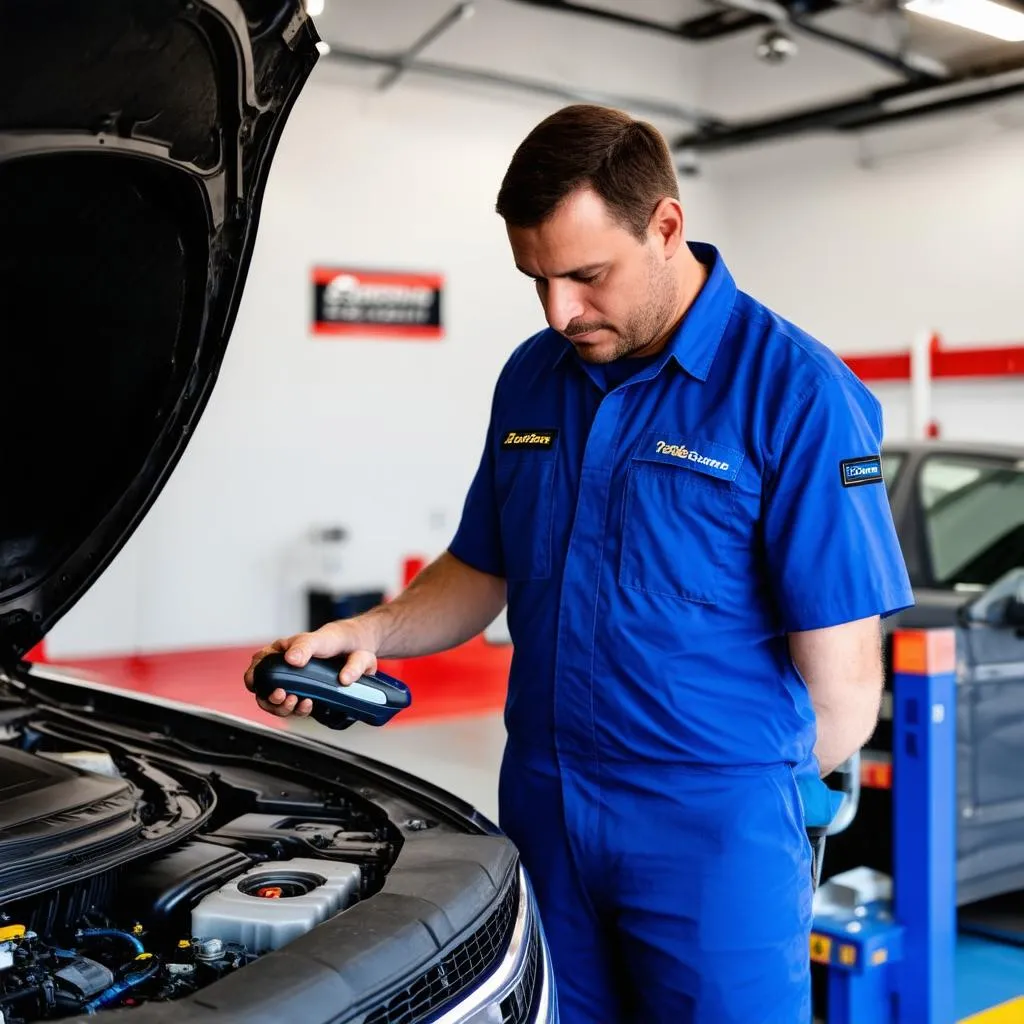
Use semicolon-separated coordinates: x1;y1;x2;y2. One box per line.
892;629;956;677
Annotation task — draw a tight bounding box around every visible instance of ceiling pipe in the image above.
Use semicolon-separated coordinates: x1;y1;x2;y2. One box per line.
321;43;722;128
377;2;476;92
836;72;1024;131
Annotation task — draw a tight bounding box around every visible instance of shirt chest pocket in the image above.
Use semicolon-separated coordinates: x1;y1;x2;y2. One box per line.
619;434;745;605
495;441;558;582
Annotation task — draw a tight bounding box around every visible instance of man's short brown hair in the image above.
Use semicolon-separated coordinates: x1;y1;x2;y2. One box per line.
495;104;680;241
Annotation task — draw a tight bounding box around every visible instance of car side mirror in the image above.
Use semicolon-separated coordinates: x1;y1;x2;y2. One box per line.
959;568;1024;630
1005;595;1024;629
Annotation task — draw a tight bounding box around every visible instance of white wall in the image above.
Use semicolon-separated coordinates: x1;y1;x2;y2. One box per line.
49;2;1023;659
48;0;723;657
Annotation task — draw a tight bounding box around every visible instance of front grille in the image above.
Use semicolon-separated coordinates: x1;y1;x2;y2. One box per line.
499;913;540;1024
364;879;519;1024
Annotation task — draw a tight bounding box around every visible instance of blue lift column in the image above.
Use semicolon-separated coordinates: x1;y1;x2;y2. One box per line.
891;627;958;1024
811;627;958;1024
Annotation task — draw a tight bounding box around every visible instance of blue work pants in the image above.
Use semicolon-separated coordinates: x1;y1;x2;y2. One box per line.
499;749;814;1023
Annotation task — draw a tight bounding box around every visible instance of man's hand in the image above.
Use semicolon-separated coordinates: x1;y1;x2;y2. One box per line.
243;619;381;719
243;551;507;722
788;615;885;777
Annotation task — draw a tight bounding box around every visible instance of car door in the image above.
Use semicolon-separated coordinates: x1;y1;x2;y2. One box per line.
910;450;1024;898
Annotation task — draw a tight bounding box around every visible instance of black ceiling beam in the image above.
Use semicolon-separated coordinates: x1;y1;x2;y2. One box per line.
672;63;1024;153
835;76;1024;132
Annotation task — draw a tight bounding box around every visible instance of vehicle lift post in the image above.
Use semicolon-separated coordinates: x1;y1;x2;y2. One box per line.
812;627;957;1023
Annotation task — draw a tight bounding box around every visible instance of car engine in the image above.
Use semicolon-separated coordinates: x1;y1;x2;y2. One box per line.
0;702;405;1022
1;830;369;1023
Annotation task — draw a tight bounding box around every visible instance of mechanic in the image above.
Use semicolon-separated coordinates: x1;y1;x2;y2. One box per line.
245;104;915;1023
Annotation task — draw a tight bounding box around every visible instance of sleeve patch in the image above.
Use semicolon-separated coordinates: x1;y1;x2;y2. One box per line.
840;455;883;488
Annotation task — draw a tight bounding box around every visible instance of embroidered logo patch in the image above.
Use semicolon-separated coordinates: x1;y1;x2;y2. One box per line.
841;455;883;487
636;434;743;482
654;440;732;473
501;429;558;450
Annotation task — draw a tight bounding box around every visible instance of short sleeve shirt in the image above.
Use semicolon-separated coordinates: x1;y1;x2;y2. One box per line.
449;242;914;772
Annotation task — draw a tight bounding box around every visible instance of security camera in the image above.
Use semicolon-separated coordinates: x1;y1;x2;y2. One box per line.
756;28;798;63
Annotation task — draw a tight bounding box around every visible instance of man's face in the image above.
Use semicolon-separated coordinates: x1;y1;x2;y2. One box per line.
506;188;680;364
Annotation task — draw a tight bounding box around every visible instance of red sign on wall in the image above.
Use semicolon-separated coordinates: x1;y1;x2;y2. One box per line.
311;267;444;340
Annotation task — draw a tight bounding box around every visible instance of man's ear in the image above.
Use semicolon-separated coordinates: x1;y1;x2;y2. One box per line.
650;197;684;260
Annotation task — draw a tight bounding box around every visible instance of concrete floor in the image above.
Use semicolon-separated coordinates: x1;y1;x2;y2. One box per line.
287;710;507;823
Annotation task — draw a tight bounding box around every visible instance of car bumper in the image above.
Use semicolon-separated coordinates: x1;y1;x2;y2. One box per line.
432;865;559;1023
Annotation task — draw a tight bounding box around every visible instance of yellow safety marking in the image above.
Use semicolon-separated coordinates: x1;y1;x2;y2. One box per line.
839;944;858;966
960;996;1024;1023
134;952;153;960
0;925;26;942
810;933;832;964
178;939;191;949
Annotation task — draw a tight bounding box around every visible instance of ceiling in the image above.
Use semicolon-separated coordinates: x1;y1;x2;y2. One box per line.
309;0;1024;157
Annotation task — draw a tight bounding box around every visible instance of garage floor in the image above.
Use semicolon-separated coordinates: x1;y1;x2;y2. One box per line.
38;638;1024;1022
290;709;505;822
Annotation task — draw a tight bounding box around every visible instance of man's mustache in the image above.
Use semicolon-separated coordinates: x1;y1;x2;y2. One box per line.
564;322;611;337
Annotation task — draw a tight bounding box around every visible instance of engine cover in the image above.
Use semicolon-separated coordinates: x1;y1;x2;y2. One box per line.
190;858;361;953
0;747;138;901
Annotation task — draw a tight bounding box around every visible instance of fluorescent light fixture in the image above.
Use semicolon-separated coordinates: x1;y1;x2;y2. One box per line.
305;0;325;16
315;40;331;55
904;0;1024;41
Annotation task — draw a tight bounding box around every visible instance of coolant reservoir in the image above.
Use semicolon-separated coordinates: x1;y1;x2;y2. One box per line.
190;858;361;953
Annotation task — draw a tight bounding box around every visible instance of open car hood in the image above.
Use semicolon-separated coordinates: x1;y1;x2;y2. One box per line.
0;1;320;668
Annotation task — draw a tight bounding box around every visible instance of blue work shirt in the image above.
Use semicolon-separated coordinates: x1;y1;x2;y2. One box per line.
449;242;914;782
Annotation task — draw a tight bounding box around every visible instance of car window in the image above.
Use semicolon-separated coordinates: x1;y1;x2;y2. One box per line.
920;455;1024;587
880;453;904;497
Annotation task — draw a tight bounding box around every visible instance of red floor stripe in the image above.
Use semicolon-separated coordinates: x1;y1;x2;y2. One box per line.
41;637;511;729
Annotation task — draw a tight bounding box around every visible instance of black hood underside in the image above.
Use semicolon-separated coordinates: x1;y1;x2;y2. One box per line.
0;0;320;666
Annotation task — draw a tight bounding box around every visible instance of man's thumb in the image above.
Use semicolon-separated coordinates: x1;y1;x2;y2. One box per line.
284;641;312;666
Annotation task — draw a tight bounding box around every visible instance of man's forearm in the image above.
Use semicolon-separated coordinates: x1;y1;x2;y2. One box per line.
353;551;507;659
788;616;885;778
810;688;882;777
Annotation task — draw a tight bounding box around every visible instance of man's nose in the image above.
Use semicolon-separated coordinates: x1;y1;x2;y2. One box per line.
544;282;585;332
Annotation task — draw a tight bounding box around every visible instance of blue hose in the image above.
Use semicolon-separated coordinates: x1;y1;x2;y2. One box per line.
81;959;160;1014
75;929;145;957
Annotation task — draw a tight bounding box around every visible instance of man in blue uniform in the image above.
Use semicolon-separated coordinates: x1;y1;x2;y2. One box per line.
246;105;914;1022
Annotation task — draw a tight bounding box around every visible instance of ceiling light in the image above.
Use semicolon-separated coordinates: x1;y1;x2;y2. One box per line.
305;0;325;15
315;40;331;55
904;0;1024;42
756;28;799;63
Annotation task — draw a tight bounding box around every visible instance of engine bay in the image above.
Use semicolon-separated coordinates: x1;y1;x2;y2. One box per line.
0;835;367;1022
0;686;425;1023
